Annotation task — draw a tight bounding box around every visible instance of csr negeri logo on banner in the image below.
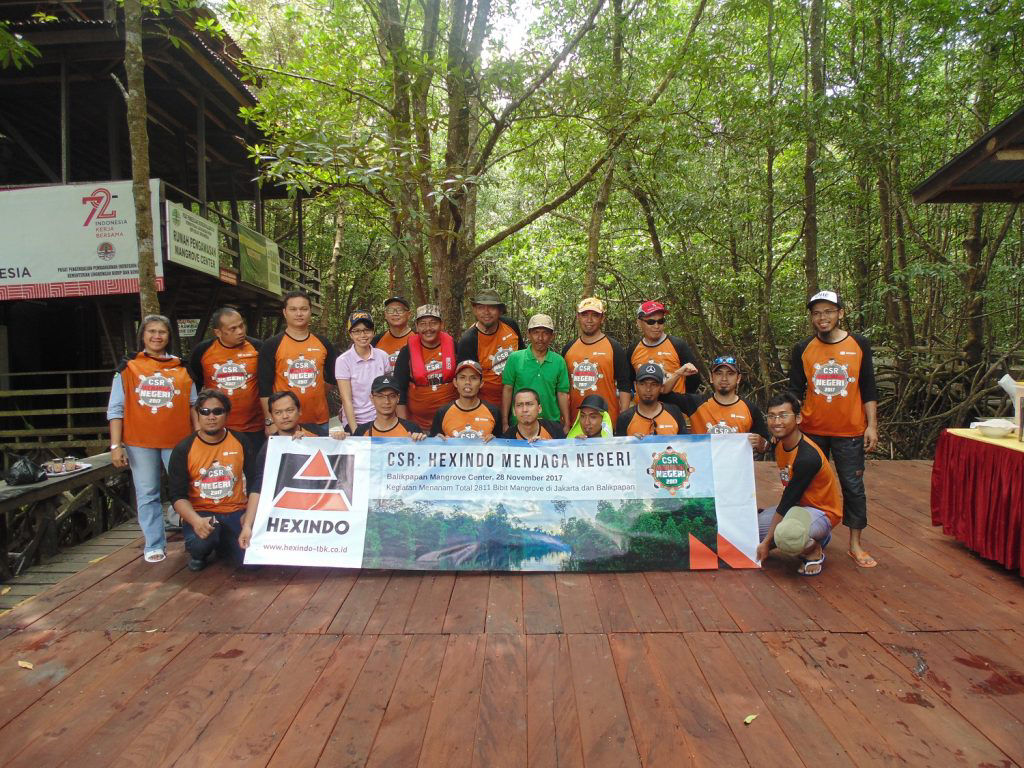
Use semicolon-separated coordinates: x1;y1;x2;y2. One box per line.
245;437;372;567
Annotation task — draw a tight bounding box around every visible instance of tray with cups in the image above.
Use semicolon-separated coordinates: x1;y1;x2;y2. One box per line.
43;457;92;477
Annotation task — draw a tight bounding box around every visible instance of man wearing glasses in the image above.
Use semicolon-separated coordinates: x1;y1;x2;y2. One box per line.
373;296;413;373
788;290;879;568
169;389;259;572
682;355;770;451
627;300;701;406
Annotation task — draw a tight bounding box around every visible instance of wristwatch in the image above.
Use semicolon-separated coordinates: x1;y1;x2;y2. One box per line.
110;443;122;450
265;418;273;426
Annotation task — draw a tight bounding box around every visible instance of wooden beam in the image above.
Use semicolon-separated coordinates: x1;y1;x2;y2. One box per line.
60;58;70;183
994;149;1024;161
197;91;207;213
0;113;59;182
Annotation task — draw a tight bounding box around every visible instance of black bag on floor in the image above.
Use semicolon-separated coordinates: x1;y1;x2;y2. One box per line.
4;456;47;485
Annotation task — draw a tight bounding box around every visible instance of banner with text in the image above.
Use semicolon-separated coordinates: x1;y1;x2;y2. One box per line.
166;201;220;277
0;179;163;300
245;435;760;571
238;222;282;296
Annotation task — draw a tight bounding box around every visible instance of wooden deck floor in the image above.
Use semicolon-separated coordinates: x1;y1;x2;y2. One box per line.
0;460;1022;768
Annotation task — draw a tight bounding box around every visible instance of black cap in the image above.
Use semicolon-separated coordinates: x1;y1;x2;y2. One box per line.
579;394;609;412
636;363;665;384
371;374;401;393
384;296;410;309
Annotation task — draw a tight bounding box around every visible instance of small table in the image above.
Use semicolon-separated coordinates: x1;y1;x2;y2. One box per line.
931;428;1024;576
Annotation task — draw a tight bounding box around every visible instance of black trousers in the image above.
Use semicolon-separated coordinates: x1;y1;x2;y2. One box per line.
805;434;867;530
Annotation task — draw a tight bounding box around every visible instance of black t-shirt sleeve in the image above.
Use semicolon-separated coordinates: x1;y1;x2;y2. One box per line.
614;409;632;437
252;441;268;492
487;403;503;436
234;430;258;491
400;418;425;435
853;335;877;403
430;404;449;436
626;340;640;389
456;328;479;362
544;420;566;439
167;434;196;503
392;347;412;404
502;425;518;439
665;404;688;434
187;340;211;388
246;335;263;350
744;397;771;442
788;338;811;399
670;336;700;393
257;334;282;397
316;333;339;386
561;340;574;358
371;331;385;346
609;337;632;393
354;422;372;436
678;392;705;417
503;316;525;350
777;439;822;517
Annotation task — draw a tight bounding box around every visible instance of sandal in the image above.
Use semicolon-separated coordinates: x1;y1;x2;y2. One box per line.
798;552;825;576
144;549;166;563
848;550;878;568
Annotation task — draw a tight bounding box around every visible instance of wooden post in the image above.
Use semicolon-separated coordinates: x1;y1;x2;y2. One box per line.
60;58;70;183
197;92;207;215
254;181;264;233
108;92;122;178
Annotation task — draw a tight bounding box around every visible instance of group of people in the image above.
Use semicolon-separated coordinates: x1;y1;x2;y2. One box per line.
107;287;878;577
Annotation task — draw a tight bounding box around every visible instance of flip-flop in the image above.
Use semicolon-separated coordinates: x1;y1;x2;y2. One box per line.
144;549;166;563
798;552;825;576
848;550;878;568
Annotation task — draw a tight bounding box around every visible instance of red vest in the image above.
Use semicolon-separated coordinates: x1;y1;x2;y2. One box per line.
408;332;456;387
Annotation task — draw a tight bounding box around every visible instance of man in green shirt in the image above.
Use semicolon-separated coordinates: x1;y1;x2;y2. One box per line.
501;314;571;435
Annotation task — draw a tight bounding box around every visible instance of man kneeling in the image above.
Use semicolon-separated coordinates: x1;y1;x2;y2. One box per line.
756;391;842;576
169;389;258;572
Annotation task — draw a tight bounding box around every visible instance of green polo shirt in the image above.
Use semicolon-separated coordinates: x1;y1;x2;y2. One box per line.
502;347;570;425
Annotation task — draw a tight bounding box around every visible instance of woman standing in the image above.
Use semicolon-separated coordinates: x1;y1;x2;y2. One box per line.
107;315;197;562
335;310;389;432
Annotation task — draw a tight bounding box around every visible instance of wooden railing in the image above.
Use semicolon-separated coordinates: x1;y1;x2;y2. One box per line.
0;369;112;466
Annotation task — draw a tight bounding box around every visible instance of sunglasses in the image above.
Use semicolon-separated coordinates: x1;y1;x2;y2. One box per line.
642;318;666;325
197;407;227;416
713;356;737;366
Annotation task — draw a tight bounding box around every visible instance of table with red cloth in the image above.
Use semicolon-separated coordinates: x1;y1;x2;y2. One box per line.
931;427;1024;576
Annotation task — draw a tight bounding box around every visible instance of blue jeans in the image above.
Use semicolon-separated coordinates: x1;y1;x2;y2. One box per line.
124;445;173;554
183;508;246;566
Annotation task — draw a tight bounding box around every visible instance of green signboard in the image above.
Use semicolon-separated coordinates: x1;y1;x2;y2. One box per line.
238;222;282;296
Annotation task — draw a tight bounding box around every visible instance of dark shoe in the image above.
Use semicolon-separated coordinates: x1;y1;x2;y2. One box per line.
187;557;208;572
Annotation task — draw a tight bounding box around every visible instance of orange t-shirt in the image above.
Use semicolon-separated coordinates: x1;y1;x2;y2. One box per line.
628;336;697;395
374;329;412;373
193;339;263;432
685;394;769;440
431;401;502;438
775;436;842;527
614;404;687;437
120;353;194;449
460;321;521;406
168;430;253;514
502;420;565;440
269;333;331;424
563;335;630;423
394;344;457;432
789;334;877;437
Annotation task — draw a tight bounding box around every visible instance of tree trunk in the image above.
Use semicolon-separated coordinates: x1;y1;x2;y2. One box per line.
802;0;822;297
877;169;903;348
322;202;344;331
123;0;159;317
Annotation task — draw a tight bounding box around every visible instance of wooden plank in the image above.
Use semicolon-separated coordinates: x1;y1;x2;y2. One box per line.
525;634;583;768
364;570;421;635
326;571;392;635
443;573;490;635
174;565;297;633
113;633;287;768
287;570;359;634
472;634;528;768
642;572;701;632
945;629;1024;721
317;635;412;767
522;574;562;635
0;629;124;729
221;635;341;765
760;562;860;632
730;571;819;632
418;634;487;768
247;567;329;634
705;571;785;632
266;634;377;768
567;633;641;768
672;572;738;632
608;632;695;767
132;558;236;632
617;572;670;632
872;630;1024;765
0;631;197;767
723;633;856;767
58;632;228;768
404;572;455;634
486;573;524;634
553;574;603;634
588;573;637;633
683;632;802;767
364;635;447;768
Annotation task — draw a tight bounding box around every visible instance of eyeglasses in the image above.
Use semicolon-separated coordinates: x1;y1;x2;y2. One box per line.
197;407;226;416
642;318;666;326
384;307;408;315
810;309;839;319
765;412;795;422
712;356;736;367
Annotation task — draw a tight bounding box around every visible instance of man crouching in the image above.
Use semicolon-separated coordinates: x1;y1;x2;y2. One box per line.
168;389;258;572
